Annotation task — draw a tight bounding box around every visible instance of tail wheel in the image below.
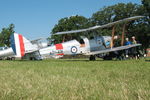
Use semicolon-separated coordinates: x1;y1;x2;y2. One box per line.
11;57;15;60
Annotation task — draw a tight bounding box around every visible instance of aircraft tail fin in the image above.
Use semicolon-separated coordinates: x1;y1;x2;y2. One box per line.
10;33;38;57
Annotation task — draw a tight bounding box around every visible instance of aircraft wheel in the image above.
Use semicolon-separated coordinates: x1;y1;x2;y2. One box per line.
11;57;15;60
89;55;96;61
6;57;11;60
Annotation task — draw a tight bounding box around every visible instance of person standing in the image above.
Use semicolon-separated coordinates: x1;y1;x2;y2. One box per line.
124;38;132;58
131;36;137;44
125;38;132;45
131;36;138;59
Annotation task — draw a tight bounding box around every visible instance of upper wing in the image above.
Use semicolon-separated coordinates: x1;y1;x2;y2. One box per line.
84;44;141;55
54;16;144;35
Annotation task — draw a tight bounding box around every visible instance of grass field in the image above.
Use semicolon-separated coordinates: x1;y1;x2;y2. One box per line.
0;59;150;100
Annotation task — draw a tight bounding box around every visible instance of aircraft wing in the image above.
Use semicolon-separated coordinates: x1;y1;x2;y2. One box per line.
84;44;141;56
54;16;144;35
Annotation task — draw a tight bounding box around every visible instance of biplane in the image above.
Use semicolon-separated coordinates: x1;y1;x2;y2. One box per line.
10;16;144;60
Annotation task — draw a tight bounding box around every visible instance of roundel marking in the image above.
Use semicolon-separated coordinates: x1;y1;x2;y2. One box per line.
71;46;78;53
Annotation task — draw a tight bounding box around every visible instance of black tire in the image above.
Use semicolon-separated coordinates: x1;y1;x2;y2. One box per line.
30;57;34;60
89;55;96;61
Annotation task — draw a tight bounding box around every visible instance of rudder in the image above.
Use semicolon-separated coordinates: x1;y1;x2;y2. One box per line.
10;33;37;57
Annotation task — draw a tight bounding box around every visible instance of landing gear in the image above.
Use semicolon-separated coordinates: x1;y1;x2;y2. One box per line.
30;57;36;60
89;55;96;61
6;57;15;60
10;57;15;60
29;57;42;61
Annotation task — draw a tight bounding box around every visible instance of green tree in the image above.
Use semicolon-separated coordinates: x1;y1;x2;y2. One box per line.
91;3;149;48
141;0;150;48
91;3;141;35
0;24;15;46
142;0;150;16
51;15;91;43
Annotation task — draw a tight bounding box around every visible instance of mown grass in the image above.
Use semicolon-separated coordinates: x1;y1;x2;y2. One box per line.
0;59;150;100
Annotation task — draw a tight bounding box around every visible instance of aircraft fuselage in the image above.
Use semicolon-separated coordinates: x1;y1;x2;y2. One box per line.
39;36;111;58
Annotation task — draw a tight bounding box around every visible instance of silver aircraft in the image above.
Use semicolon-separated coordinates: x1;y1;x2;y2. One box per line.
10;16;144;60
0;38;48;60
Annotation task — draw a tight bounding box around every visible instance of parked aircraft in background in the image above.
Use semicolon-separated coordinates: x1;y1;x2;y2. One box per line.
0;38;48;60
10;16;144;60
0;47;15;60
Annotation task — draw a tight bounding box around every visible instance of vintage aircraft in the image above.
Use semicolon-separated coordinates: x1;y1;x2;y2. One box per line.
10;16;144;60
0;38;48;60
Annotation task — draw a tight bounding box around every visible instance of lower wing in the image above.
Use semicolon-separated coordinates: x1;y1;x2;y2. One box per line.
85;44;141;55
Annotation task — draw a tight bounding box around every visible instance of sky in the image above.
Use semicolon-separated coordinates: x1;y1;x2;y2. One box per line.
0;0;141;40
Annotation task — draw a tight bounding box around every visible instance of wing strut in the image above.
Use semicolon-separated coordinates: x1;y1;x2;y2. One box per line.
121;24;126;46
110;26;115;48
62;35;66;42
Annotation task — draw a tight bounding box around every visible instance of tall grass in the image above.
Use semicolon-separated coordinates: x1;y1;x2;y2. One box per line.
0;59;150;100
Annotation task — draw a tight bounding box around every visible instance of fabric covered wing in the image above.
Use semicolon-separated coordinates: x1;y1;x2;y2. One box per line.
54;16;144;35
84;44;141;55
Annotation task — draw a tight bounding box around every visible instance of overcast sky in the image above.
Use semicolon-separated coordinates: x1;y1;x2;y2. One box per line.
0;0;141;40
